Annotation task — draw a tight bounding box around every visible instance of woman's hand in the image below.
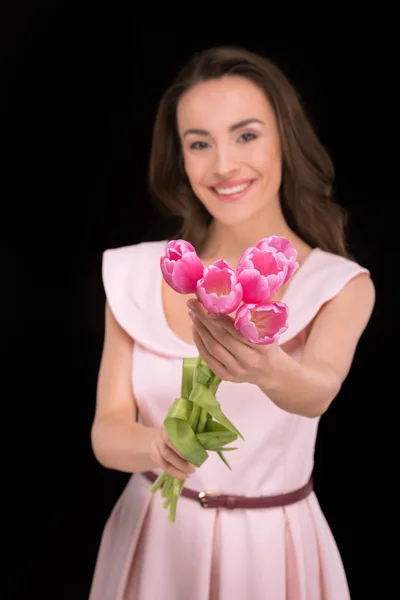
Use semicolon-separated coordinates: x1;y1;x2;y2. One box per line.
187;298;280;387
149;426;197;480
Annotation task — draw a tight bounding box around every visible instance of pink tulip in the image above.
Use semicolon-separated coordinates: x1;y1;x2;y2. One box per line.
234;302;289;345
160;240;204;294
257;236;299;284
197;259;243;314
236;237;298;304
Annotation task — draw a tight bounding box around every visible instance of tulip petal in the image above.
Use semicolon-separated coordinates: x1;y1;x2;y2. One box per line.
236;237;298;303
160;240;204;294
235;302;289;345
196;260;243;314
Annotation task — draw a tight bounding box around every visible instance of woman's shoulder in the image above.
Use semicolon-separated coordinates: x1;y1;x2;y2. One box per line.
310;248;374;296
314;247;375;303
313;247;365;266
279;246;375;345
307;247;375;320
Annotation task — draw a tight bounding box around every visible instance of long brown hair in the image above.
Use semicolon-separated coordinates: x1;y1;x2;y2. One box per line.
149;45;349;257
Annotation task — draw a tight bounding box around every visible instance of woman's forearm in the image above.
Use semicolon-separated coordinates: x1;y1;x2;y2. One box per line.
258;348;342;418
91;414;159;473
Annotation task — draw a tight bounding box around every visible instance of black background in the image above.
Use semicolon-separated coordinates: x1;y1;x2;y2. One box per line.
1;5;396;599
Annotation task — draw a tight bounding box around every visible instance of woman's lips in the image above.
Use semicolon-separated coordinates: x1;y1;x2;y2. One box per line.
209;179;255;202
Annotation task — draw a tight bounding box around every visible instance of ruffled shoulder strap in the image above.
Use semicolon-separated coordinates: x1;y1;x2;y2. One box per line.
103;239;200;358
102;240;166;343
279;248;371;344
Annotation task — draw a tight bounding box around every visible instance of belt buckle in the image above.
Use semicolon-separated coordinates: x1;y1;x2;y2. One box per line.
198;490;221;508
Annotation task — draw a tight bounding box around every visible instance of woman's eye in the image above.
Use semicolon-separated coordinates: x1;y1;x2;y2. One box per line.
189;141;209;150
238;132;257;143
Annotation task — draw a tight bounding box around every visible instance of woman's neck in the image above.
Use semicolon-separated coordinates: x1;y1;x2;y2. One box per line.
199;206;304;268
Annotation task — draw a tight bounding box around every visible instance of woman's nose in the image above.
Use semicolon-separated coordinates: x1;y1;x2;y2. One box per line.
212;145;239;178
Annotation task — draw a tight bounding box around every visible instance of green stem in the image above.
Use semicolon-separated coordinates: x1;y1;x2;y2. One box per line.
193;355;203;385
197;407;208;433
161;475;174;500
209;373;222;394
169;479;185;523
188;402;201;430
150;355;241;523
150;472;167;494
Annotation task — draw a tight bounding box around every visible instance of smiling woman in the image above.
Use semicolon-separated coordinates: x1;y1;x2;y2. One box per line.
89;45;375;600
149;46;348;261
177;76;282;229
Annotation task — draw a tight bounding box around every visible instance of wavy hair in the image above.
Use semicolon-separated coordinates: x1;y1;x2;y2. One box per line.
149;45;349;257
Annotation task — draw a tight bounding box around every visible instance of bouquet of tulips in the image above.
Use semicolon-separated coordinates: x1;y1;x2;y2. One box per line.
150;236;298;522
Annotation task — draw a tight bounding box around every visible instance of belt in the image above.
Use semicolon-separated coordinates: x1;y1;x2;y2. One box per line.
142;471;313;510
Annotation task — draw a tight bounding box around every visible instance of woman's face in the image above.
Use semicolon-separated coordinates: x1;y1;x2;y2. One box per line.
177;75;282;227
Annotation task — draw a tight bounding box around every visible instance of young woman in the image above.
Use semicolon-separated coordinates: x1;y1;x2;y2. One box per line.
89;46;375;599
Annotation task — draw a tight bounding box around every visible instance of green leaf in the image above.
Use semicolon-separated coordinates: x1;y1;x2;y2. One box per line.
151;354;245;523
195;365;214;386
187;402;201;430
197;430;238;450
196;407;209;433
182;358;197;398
209;373;222;394
189;383;245;440
216;450;232;469
164;417;208;467
204;421;235;434
166;396;192;421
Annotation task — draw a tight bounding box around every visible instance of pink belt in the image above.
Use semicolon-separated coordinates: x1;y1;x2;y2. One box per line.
142;471;313;510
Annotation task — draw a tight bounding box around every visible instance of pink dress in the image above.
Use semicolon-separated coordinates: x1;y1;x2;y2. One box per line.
89;240;369;600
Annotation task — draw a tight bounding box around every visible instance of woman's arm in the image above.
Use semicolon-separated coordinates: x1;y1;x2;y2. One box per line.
188;272;375;418
91;302;194;479
258;273;376;417
91;302;159;472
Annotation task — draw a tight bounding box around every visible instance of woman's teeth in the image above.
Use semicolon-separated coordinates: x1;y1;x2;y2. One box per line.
213;182;252;195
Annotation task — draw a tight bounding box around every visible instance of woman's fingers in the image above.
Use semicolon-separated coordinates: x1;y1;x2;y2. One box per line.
159;438;195;475
150;429;196;480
